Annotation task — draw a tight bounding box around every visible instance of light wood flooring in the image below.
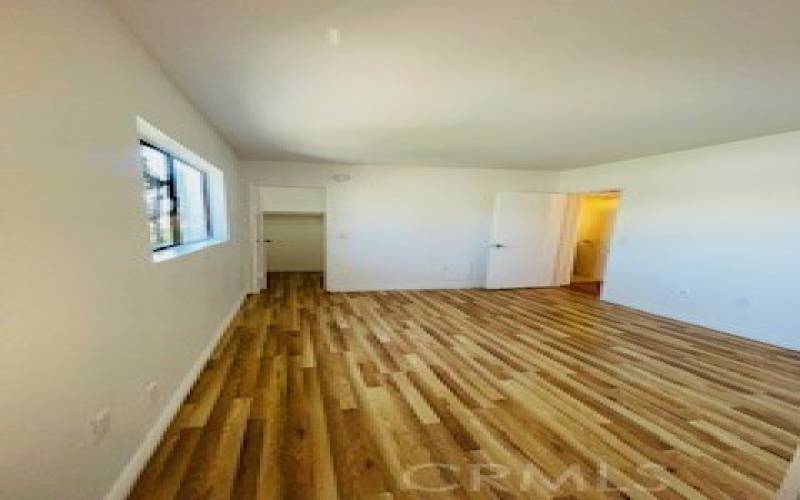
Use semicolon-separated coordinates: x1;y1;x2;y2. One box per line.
129;272;800;499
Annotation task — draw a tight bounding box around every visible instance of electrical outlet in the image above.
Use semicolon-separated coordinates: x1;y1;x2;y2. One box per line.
146;381;160;403
90;409;111;444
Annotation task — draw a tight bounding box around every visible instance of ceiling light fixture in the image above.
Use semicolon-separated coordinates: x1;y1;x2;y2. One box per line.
327;27;341;47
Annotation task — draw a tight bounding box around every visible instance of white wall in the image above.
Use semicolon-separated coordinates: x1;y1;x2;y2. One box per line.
245;162;559;291
0;1;245;499
264;214;324;271
559;131;800;350
260;186;326;213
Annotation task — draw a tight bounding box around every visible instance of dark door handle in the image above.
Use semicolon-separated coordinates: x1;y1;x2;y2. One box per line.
491;244;505;248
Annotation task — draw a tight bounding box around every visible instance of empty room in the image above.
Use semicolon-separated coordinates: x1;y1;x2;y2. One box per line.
3;1;800;499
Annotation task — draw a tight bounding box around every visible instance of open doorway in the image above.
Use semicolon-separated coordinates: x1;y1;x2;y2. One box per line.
251;185;327;292
262;212;325;281
565;191;620;296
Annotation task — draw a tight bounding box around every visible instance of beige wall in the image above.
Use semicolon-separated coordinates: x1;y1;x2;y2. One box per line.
264;214;324;272
0;1;245;499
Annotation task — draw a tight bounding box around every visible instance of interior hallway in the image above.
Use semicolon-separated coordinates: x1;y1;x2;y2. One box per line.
129;273;800;499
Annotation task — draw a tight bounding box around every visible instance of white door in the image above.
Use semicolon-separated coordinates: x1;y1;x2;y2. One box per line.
486;192;567;289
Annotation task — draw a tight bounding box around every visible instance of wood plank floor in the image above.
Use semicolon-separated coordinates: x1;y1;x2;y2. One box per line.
129;272;800;499
563;282;602;297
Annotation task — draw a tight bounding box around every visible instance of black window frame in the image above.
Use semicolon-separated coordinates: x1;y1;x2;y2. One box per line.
140;140;212;252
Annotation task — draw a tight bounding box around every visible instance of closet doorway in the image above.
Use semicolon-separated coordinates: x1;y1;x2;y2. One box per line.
262;213;324;274
251;185;326;292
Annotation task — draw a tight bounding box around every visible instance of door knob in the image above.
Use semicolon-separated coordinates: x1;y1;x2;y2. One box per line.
491;244;505;248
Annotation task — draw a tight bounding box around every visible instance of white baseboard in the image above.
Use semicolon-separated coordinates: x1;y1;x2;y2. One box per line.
104;291;247;500
327;280;482;292
777;448;800;500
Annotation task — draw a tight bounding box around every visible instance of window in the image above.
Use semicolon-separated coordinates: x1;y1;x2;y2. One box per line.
140;141;211;251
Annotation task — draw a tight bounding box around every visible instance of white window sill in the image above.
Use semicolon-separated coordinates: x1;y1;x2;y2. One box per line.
152;238;226;263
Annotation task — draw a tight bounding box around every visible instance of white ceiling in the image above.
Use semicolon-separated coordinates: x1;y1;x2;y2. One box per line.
109;0;800;170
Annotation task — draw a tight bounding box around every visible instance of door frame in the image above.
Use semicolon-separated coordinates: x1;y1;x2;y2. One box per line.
248;182;329;293
557;189;623;298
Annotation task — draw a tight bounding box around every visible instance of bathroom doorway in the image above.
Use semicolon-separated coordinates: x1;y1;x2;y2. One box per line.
566;191;620;296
